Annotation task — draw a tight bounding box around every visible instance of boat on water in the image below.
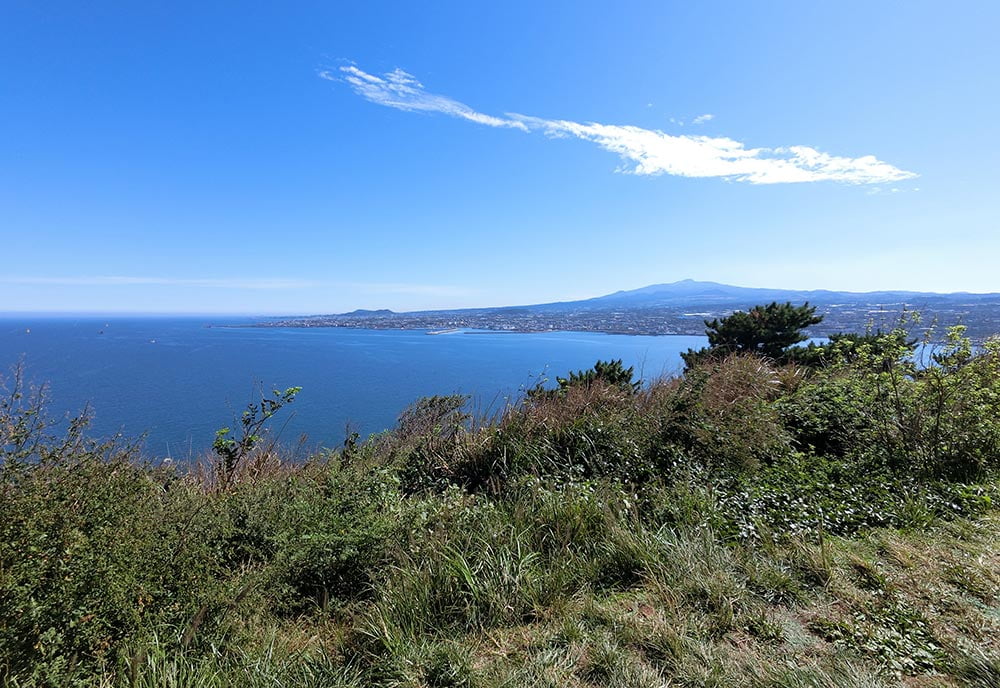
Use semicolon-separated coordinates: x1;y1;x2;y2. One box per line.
427;328;462;335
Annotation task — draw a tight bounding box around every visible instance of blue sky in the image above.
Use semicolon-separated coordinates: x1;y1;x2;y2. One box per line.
2;1;998;314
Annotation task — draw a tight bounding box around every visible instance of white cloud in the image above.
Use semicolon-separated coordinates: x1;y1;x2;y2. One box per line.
330;65;917;185
692;113;714;124
327;65;527;131
509;117;915;184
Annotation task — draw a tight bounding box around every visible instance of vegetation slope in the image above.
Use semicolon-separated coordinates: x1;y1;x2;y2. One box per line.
2;307;999;687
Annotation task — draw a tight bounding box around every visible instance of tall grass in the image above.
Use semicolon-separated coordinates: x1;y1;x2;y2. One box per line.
2;338;1000;686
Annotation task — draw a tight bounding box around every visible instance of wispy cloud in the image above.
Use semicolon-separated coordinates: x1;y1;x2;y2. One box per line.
0;276;322;289
329;65;917;185
692;113;714;125
0;275;467;296
346;282;471;297
322;66;527;131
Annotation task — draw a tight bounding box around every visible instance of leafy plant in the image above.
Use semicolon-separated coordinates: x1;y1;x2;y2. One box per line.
212;386;301;486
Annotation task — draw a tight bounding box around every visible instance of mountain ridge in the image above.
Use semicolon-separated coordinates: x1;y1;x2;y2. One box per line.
263;279;1000;340
334;279;1000;317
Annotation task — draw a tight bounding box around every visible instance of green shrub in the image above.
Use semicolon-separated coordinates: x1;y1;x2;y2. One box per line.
664;355;796;471
777;373;874;458
822;327;1000;480
395;395;472;493
262;461;398;614
0;455;234;680
529;358;641;397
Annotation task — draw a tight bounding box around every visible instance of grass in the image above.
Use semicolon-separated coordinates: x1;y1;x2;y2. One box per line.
2;341;1000;687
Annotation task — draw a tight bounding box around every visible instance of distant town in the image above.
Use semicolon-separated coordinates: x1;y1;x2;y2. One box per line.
254;280;1000;341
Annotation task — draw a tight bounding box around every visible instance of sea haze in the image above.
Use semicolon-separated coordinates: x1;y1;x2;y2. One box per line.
0;317;705;460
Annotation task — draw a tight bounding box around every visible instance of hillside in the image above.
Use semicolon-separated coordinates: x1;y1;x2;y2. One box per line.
2;326;999;686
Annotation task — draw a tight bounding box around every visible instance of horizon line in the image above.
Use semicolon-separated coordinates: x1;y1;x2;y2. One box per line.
4;278;999;319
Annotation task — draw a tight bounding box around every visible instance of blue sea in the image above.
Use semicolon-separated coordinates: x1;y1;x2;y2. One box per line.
0;317;706;460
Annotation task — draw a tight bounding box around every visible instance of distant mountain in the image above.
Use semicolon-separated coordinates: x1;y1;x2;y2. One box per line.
521;279;997;312
340;308;396;316
266;279;1000;339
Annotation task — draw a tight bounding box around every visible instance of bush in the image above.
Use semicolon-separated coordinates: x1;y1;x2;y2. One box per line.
261;460;398;614
529;358;641;397
662;354;796;471
820;327;1000;479
468;381;656;487
395;395;472;493
0;454;235;679
777;372;874;458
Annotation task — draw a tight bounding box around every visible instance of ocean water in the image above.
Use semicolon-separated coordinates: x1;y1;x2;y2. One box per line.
0;317;706;460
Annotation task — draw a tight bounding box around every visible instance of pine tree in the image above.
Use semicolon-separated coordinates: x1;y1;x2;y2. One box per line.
682;301;823;367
